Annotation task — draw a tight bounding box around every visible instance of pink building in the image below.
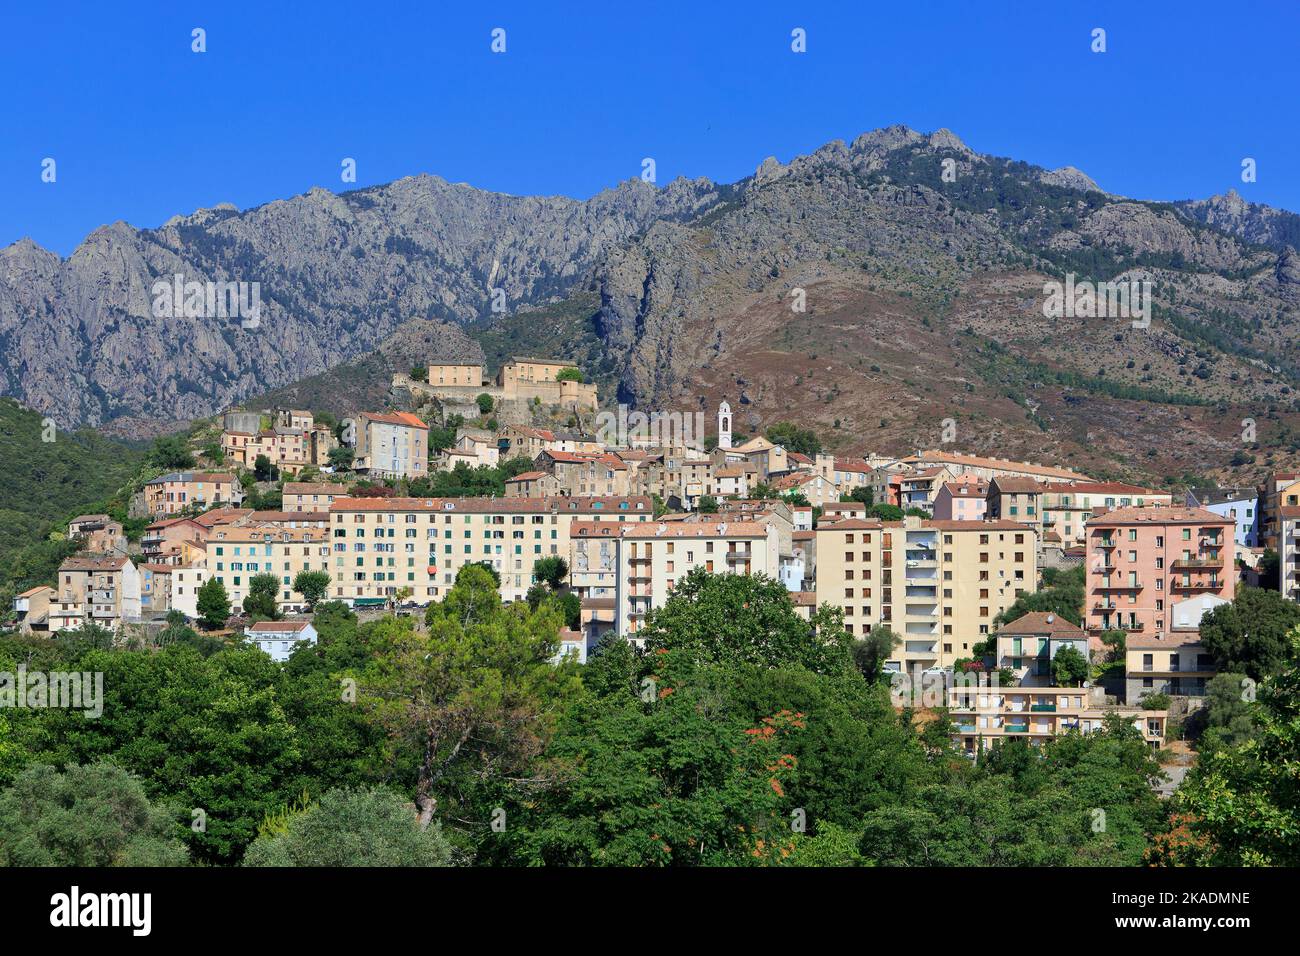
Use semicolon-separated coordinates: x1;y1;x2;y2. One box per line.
931;477;989;521
1085;506;1235;642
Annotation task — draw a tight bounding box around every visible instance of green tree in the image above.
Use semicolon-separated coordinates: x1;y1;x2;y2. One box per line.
532;556;569;590
0;763;189;866
1100;629;1127;661
842;486;874;506
410;365;428;382
293;570;332;609
149;434;196;470
327;446;355;470
1199;586;1300;680
242;787;452;867
698;495;719;514
555;367;583;383
1177;636;1300;864
995;565;1085;627
196;577;232;630
851;625;901;681
1051;644;1089;686
640;568;852;676
765;421;822;456
476;393;494;415
360;565;580;829
243;573;281;620
253;454;277;482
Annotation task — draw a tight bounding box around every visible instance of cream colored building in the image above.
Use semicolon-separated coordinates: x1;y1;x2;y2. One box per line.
948;682;1167;755
208;525;331;613
814;516;1036;675
144;472;240;517
283;482;352;513
426;363;486;388
354;411;429;480
1038;482;1173;545
50;554;143;631
569;519;780;642
328;495;653;605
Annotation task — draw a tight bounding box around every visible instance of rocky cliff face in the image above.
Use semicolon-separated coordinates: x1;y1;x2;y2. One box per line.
4;124;1300;479
0;174;718;431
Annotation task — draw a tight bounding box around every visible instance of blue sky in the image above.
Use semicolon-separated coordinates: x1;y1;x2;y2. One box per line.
2;0;1296;256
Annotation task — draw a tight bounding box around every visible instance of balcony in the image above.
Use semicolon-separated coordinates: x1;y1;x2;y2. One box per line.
1171;580;1221;591
1096;537;1116;548
1171;558;1223;570
1030;704;1057;712
1097;580;1142;590
1004;724;1029;734
956;724;977;734
725;550;751;563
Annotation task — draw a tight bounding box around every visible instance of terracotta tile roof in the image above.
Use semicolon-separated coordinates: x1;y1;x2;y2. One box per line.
361;411;428;429
331;496;651;514
1088;506;1231;527
505;471;550;482
1039;481;1167;495
1127;631;1207;650
997;611;1085;638
283;482;349;495
903;450;1089;481
990;477;1046;493
59;554;131;572
247;620;313;633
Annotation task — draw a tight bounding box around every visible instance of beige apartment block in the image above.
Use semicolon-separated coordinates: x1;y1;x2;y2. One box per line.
1084;506;1235;638
328;496;653;605
948;682;1167;755
67;514;128;555
426;363;485;388
144;472;240;517
1038;482;1173;545
207;525;331;613
814;516;1036;675
283;482;352;513
569;519;780;641
537;451;631;497
50;554;143;632
354;411;430;479
504;471;561;498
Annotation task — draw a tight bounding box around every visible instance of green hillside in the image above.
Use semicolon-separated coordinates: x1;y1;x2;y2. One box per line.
0;398;148;597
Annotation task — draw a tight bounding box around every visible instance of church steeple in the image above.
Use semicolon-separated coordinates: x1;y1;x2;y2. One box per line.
718;400;732;450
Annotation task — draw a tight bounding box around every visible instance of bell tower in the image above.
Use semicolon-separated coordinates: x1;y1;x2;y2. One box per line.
718;400;732;450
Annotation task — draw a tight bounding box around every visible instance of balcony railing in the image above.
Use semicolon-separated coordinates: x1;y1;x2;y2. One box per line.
1172;557;1223;569
1004;724;1029;734
1030;704;1057;712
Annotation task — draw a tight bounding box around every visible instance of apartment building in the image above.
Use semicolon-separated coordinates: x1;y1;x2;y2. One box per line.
143;472;240;517
353;411;429;479
711;465;751;499
283;482;351;513
49;554;143;631
504;471;561;498
67;514;128;555
425;362;485;388
246;620;319;663
728;437;788;481
897;467;952;512
171;563;209;620
948;682;1167;755
814;516;1036;674
207;525;331;613
1039;482;1173;545
12;585;54;632
1185;488;1259;549
536;451;631;497
1258;472;1300;549
932;478;989;521
1125;615;1221;704
569;519;780;641
1280;506;1300;603
139;564;174;616
1084;506;1235;638
994;612;1090;686
986;477;1044;527
328;496;653;605
769;471;839;507
900;450;1090;484
221;428;308;472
